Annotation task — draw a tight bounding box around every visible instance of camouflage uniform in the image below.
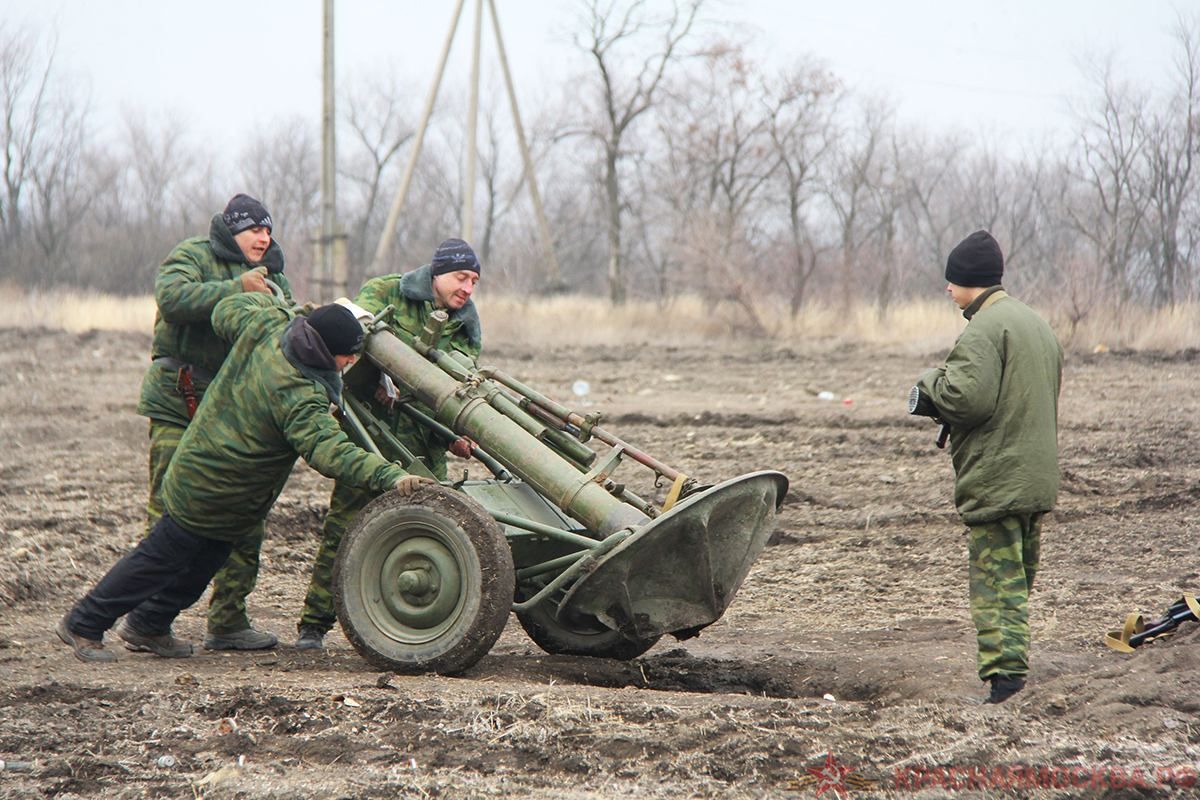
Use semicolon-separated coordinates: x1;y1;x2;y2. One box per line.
968;512;1043;679
65;293;406;644
917;288;1062;681
297;265;482;634
136;215;292;635
161;293;406;534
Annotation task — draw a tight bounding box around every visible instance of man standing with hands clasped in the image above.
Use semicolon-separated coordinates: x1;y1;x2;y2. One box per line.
912;230;1063;704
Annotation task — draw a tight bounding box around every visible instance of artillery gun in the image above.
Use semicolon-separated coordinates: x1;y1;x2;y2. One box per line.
327;299;789;675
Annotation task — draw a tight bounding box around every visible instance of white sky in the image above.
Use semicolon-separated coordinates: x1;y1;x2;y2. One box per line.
6;0;1184;154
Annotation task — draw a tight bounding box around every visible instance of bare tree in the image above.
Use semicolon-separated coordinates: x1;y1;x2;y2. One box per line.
475;103;533;267
575;0;704;304
894;128;965;281
765;58;841;315
27;88;97;277
1067;55;1151;304
822;96;896;306
1143;12;1200;307
956;145;1049;285
653;40;784;325
339;73;416;274
0;22;54;248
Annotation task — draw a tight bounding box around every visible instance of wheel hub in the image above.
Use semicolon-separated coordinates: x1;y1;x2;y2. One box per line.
379;535;461;630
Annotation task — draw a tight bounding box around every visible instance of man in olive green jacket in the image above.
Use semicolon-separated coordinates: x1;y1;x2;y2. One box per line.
915;230;1063;704
136;194;292;652
294;238;483;651
57;294;420;663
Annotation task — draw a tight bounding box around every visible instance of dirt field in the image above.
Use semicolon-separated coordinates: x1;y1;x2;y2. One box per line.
2;326;1199;799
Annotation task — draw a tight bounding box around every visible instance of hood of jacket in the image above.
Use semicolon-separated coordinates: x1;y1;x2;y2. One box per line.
281;317;343;405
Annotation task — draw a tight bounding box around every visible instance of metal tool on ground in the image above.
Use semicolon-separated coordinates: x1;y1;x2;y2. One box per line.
330;301;789;675
1104;593;1200;652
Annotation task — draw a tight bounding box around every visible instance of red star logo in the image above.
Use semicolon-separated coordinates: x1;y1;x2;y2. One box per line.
807;753;853;797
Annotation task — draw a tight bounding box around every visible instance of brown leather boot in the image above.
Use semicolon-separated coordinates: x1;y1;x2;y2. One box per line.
56;616;117;663
115;619;194;658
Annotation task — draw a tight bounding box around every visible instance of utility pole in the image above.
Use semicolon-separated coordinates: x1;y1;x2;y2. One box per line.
371;0;562;286
319;0;348;298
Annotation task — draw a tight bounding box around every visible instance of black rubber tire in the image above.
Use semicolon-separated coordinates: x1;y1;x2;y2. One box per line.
516;593;660;660
334;484;514;675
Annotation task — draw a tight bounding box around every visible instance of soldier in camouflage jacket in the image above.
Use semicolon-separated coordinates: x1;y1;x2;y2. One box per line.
57;293;415;663
136;194;294;651
294;238;483;650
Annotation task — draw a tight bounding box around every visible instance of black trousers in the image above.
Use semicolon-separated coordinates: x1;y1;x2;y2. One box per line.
67;514;234;640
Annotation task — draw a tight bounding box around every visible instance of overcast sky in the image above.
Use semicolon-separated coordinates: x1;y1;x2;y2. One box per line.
6;1;1187;154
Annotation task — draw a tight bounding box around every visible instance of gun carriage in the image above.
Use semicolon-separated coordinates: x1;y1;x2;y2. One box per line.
328;299;789;674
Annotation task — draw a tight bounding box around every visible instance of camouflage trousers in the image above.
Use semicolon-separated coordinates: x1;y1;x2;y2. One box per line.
147;420;266;635
298;482;379;634
967;512;1043;681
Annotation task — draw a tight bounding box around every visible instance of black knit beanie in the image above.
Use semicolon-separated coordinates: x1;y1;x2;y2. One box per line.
430;238;480;277
945;230;1003;287
223;193;274;235
306;304;364;356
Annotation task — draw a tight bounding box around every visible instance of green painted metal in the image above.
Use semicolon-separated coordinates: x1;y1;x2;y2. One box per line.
341;302;790;653
364;327;648;538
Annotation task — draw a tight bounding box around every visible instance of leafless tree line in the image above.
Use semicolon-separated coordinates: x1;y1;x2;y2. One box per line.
3;5;1199;328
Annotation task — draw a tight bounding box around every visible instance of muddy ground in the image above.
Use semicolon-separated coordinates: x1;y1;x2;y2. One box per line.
1;326;1199;799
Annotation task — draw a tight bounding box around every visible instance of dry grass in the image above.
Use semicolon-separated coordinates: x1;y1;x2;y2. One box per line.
0;284;1194;353
1058;303;1200;352
482;295;967;352
0;284;156;333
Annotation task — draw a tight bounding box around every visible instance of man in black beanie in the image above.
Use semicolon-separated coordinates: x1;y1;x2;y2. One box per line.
912;230;1063;704
58;293;417;663
293;238;483;651
134;193;293;653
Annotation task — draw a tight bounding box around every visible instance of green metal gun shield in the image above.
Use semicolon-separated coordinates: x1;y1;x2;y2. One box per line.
558;470;789;641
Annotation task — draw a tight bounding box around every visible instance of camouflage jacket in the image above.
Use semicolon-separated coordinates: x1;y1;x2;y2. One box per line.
136;214;293;428
161;293;405;541
344;265;482;479
917;289;1063;525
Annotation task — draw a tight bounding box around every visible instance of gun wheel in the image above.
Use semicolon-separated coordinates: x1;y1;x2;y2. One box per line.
335;485;514;675
516;589;660;660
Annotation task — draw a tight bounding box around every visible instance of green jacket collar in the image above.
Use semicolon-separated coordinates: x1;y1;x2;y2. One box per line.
963;286;1006;320
399;264;482;348
209;214;286;274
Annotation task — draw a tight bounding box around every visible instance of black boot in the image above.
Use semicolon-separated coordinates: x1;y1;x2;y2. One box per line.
985;674;1026;704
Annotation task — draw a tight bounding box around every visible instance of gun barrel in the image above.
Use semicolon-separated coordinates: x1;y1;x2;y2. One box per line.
485;367;685;482
364;326;648;538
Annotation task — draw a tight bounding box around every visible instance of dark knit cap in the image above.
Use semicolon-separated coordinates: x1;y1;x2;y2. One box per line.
430;238;480;277
306;304;365;356
945;230;1004;288
223;193;273;235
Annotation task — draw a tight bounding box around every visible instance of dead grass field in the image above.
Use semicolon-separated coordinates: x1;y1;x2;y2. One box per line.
1;290;1199;798
4;283;1197;352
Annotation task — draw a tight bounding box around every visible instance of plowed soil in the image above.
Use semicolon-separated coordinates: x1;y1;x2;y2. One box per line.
2;327;1199;799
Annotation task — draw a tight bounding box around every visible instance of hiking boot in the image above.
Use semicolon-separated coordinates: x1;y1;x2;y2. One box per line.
985;675;1026;704
295;625;326;651
56;615;117;663
203;627;278;651
115;619;194;658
